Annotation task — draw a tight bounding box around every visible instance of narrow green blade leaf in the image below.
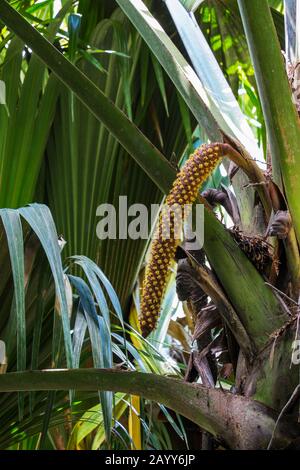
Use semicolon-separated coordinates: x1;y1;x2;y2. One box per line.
68;274;112;444
0;0;175;194
0;80;6;104
0;209;25;419
179;0;203;13
72;307;87;369
72;255;124;328
19;204;73;368
0;0;73;208
0;209;25;372
238;0;300;244
39;390;56;449
115;0;220;141
165;0;261;160
151;54;169;117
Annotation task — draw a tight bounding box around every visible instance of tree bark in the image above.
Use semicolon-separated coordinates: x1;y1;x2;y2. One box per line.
0;368;298;449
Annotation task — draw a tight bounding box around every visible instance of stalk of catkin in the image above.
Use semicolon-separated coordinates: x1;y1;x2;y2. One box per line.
140;143;224;337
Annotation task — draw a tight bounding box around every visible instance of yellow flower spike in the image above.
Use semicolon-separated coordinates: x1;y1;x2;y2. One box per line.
139;143;224;337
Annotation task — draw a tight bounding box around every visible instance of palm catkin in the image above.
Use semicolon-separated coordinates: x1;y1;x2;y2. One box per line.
140;143;224;337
